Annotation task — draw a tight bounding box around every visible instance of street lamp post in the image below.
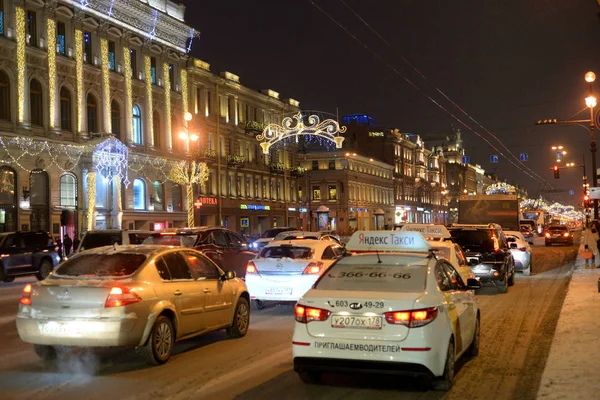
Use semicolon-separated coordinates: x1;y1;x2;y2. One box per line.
180;112;199;227
585;71;598;218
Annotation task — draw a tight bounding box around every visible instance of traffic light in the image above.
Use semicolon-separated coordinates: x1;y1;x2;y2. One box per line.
553;165;560;179
584;194;590;208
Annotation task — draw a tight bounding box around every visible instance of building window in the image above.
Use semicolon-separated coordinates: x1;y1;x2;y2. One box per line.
312;185;321;200
130;49;137;78
153;181;164;211
108;41;116;71
153;111;161;148
254;178;259;198
227;175;232;196
60;87;72;131
262;180;267;199
133;179;145;210
245;177;250;197
195;86;201;113
277;181;281;200
29;79;43;126
83;31;92;63
298;186;303;201
236;176;242;196
168;64;174;86
328;185;337;201
57;22;65;55
86;93;97;133
312;160;319;171
60;173;77;208
206;91;212;115
207;134;213;150
26;10;36;46
0;70;8;121
172;184;182;211
132;105;142;144
328;160;335;170
111;100;120;140
150;57;157;84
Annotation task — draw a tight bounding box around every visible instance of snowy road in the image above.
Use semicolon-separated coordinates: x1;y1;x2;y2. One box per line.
0;237;578;400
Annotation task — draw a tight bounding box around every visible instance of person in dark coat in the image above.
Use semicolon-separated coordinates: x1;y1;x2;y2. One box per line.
73;236;81;253
63;234;73;256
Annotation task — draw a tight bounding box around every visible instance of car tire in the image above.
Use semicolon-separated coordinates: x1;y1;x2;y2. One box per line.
497;275;508;293
508;266;515;287
141;315;174;366
34;344;57;361
297;370;321;384
432;339;455;391
545;242;550;247
466;317;480;358
226;297;250;338
253;299;265;310
2;276;15;283
35;260;53;281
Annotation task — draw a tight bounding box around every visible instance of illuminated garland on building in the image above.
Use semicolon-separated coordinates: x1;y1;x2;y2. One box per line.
115;175;122;228
0;136;86;173
144;56;154;146
75;30;84;133
47;19;57;129
163;63;172;149
181;69;188;119
100;38;111;134
87;171;96;231
16;7;25;123
169;160;209;227
123;47;133;142
485;182;516;195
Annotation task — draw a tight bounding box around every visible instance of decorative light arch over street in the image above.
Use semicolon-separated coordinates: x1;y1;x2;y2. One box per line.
256;112;346;154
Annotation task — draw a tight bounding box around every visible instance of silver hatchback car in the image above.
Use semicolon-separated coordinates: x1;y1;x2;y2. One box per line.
16;245;250;365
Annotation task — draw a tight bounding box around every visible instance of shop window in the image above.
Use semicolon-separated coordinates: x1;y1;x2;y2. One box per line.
133;179;145;210
312;186;321;201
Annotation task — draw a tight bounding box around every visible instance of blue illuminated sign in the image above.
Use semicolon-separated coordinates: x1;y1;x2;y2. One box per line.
240;204;271;211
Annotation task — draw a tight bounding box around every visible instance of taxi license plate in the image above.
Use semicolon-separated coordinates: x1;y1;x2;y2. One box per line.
332;315;382;330
40;321;81;336
265;287;292;295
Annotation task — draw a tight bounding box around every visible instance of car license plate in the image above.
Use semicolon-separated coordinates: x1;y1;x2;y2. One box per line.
40;321;81;336
265;287;292;295
331;315;382;330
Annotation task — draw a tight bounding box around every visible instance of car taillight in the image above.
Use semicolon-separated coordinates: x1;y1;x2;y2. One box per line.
492;235;500;252
302;261;324;275
105;287;142;308
19;284;32;305
246;261;258;274
384;307;438;328
563;232;570;237
545;232;551;238
295;305;331;323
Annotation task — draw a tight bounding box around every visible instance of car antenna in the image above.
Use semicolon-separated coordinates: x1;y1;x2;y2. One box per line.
376;249;382;264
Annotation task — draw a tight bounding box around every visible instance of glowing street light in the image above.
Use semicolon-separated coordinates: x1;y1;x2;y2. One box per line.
585;71;596;83
551;145;564;150
586;95;597;109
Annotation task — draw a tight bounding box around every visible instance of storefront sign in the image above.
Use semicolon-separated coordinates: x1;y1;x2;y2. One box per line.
417;207;424;211
288;207;297;211
369;131;384;137
299;207;308;213
240;204;271;211
240;217;249;227
199;197;218;205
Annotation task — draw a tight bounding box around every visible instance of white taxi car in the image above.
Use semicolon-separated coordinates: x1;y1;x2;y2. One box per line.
292;231;481;391
401;224;475;282
246;240;344;309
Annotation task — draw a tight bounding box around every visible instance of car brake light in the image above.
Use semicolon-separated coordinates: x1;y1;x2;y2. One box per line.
302;261;324;275
20;284;32;305
295;305;331;323
545;232;551;238
105;287;142;307
160;232;177;235
246;261;258;274
563;232;570;237
384;307;438;328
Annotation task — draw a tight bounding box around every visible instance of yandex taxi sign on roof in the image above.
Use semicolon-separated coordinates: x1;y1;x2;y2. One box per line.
346;231;431;253
400;224;451;239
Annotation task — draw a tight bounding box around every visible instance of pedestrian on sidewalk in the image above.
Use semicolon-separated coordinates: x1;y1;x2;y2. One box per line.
582;224;600;268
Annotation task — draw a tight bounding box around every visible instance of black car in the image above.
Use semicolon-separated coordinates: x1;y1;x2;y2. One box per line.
0;231;61;283
544;225;573;246
448;224;515;293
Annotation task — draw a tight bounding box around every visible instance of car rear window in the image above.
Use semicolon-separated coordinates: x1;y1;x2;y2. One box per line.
261;228;294;238
80;233;122;251
450;230;495;251
143;234;199;248
316;258;428;292
548;227;567;232
259;246;313;259
53;253;147;278
431;247;451;259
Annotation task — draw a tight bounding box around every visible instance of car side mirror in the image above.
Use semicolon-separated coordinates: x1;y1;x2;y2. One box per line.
466;278;481;290
510;243;518;249
223;270;236;280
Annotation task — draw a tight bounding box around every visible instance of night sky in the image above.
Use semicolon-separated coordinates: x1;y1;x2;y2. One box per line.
181;0;600;205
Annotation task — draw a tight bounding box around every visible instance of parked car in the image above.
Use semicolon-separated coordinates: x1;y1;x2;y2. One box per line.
504;230;533;276
246;240;344;309
519;225;533;239
272;230;341;244
143;227;255;279
448;224;515;293
16;245;250;365
544;225;573;246
250;227;297;251
76;229;153;252
0;231;61;283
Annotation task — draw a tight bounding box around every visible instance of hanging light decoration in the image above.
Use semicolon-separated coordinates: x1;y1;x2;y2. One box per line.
169;161;209;227
163;62;172;149
47;19;57;129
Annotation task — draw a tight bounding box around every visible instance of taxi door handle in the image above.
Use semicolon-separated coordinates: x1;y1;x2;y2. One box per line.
173;290;183;296
203;288;211;294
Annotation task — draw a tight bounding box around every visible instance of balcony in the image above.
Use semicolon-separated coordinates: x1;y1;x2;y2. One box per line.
290;165;306;177
270;162;285;174
195;148;217;163
227;154;246;168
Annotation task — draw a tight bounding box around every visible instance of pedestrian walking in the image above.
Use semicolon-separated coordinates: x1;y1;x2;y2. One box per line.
73;235;81;253
582;224;600;268
63;234;73;256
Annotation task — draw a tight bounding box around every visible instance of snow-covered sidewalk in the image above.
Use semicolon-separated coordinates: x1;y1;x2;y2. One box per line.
537;258;600;399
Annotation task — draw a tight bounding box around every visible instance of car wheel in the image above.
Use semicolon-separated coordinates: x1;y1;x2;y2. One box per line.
297;370;321;384
466;317;480;358
141;315;174;366
2;276;15;283
34;344;57;361
226;297;250;338
253;299;265;310
432;339;455;391
35;260;53;281
508;266;515;287
497;275;508;293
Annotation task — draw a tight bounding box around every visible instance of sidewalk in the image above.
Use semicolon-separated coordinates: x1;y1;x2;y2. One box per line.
537;254;600;399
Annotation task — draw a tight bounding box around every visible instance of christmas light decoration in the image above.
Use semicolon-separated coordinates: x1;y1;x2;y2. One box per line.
75;29;84;133
47;19;56;129
100;38;111;134
144;56;154;146
123;47;133;141
87;171;96;231
148;9;158;40
16;7;25;123
485;182;517;195
169;160;209;227
186;28;195;54
92;136;129;187
108;0;116;16
256;112;346;154
115;175;122;228
163;63;172;149
181;69;188;121
0;136;86;173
